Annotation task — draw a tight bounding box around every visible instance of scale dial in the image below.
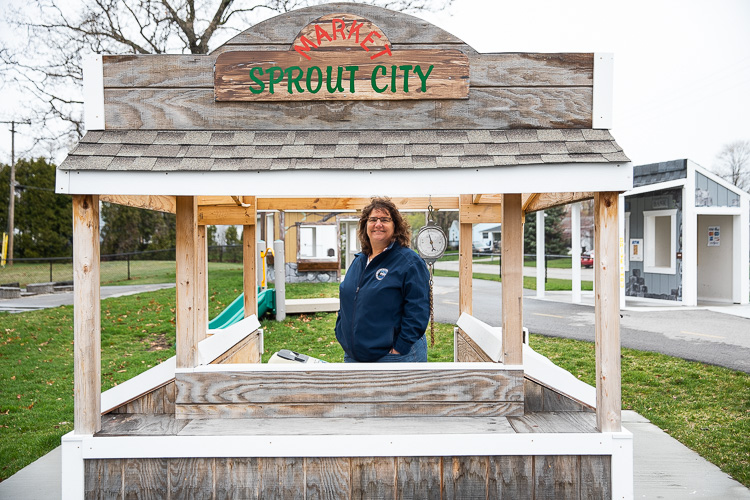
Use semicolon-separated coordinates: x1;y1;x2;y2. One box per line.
416;223;447;263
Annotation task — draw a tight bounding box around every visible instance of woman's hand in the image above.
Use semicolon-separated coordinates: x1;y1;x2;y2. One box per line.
389;348;400;354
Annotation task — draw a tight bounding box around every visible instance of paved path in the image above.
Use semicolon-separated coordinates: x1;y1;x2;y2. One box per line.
435;258;595;281
0;284;176;313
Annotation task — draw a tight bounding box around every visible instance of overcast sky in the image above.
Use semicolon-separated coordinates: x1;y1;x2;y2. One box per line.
1;0;749;174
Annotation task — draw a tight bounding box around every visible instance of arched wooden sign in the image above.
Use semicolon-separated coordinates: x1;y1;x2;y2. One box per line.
214;13;469;101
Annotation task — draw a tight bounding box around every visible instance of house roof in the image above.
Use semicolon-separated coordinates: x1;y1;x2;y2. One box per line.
633;159;687;187
59;128;629;172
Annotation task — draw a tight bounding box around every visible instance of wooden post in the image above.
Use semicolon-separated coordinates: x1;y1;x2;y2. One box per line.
73;195;101;434
196;225;208;341
501;194;523;365
244;196;258;318
571;203;582;303
176;196;198;369
458;194;473;315
594;192;622;432
535;210;545;298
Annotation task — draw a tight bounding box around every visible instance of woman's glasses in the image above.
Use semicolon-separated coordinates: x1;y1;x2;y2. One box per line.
367;216;392;224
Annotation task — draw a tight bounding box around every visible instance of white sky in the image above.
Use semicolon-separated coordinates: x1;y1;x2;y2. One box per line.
1;0;749;173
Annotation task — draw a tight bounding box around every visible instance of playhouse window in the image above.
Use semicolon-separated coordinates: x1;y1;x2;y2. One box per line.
299;223;339;261
643;209;677;274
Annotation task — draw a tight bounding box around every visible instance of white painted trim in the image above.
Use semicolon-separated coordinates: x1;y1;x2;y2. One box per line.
682;177;698;306
176;360;522;373
101;357;175;414
593;53;614;129
457;313;502;361
79;429;632;459
536;210;545;298
611;430;635;499
198;315;260;364
523;344;596;408
619;197;626;309
55;163;634;196
690;159;750;198
82;54;104;131
643;209;677;275
571;202;582;303
625;178;686;197
739;195;750;304
61;432;86;500
453;327;458;362
694;207;742;216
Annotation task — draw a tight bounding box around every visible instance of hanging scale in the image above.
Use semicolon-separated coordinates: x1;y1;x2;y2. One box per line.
415;197;448;346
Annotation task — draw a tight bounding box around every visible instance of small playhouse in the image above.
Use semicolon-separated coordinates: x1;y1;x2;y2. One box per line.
57;4;634;498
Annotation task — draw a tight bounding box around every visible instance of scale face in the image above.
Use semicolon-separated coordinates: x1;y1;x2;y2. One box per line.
416;222;447;263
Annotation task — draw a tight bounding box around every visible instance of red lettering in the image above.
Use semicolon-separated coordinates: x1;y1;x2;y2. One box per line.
359;31;381;52
370;44;392;60
314;24;333;46
331;19;346;40
347;20;364;43
293;36;318;61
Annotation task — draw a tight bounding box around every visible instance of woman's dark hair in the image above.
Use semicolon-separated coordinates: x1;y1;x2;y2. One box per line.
358;197;411;255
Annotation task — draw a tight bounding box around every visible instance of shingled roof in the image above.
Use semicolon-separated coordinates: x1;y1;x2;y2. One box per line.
60;129;629;172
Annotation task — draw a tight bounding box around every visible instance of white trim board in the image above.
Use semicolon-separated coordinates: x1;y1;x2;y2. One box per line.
55;163;633;197
176;360;523;374
593;53;614;129
625;178;686;197
82;54;104;131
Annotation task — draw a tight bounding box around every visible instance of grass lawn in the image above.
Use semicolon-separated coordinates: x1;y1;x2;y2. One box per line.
0;273;747;487
433;268;594;291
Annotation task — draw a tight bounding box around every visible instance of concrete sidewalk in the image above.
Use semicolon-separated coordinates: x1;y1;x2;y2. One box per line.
1;411;747;499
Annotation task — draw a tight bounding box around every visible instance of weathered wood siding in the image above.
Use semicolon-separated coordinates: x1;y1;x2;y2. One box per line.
100;3;594;131
85;454;611;499
175;368;524;419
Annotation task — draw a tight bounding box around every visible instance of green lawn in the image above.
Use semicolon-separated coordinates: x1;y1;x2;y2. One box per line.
433;269;594;291
0;272;747;488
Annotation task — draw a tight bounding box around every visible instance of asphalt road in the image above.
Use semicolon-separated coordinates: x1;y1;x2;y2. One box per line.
432;276;750;373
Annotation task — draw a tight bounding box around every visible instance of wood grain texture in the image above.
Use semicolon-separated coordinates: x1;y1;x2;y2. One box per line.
580;455;612;500
351;457;395;500
507;412;598;434
100;194;176;213
123;458;168;500
175;369;523;404
243;217;258;318
197;224;208;342
260;457;304;500
169;458;214;499
84;459;122;500
488;456;533;500
176;196;199;369
109;383;170;414
214;49;469;101
459;194;473;316
442;456;488;500
98;413;188;436
396;457;441;499
305;457;351;500
73;195;101;435
175;401;524;419
523;379;545;413
198;205;256;225
456;328;493;363
594;192;622;432
209;331;262;364
460;198;502;224
102;87;592;130
215;457;259;500
523;192;594;214
255;196;458;211
292;13;391;50
534;455;580;500
542;386;589;412
501;194;524;366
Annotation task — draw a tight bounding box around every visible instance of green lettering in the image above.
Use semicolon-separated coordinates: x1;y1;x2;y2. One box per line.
306;66;323;94
344;65;359;93
414;65;434;92
266;66;284;94
285;66;304;94
326;66;345;93
399;65;413;93
248;67;265;94
371;65;387;93
391;65;397;93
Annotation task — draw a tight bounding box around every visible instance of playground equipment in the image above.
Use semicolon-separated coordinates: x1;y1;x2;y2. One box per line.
208;288;275;329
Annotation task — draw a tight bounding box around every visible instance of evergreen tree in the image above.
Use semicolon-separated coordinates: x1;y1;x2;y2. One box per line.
100;204;175;255
224;225;240;246
523;206;570;256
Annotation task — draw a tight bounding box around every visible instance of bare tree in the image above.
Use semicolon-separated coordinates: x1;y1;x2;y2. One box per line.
714;140;750;191
1;0;450;157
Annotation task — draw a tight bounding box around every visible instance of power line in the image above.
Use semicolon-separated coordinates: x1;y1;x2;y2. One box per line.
1;119;32;265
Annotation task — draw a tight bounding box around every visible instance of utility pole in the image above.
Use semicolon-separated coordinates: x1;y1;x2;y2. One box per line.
2;120;32;266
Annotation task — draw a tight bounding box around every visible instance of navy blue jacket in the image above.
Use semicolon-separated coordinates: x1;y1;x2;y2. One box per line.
335;241;430;362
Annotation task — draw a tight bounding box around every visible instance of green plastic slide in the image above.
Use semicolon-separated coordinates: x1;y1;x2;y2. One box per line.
208;288;276;330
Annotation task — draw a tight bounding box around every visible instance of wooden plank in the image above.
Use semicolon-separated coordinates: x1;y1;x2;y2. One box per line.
293;13;391;50
175;369;523;404
305;457;351;500
397;457;441;499
351;457;395;500
523;192;594;213
456;328;493;363
459;194;473;316
542;386;589;412
214;49;470;102
100;194;176;213
534;456;580;500
164;380;176;415
442;456;488;500
258;457;304;500
98;413;188;436
523;379;545;413
198;205;256;225
210;330;262;364
215;457;259;500
594;192;622;432
169;458;214;499
488;456;533;500
176;196;198;369
123;458;168;499
507;412;598;434
196;224;208;341
297;260;339;271
102;87;592;130
73;195;101;435
471;53;593;87
256;196;458;211
460;198;502;224
176;401;523;419
84;460;122;500
243;205;258;318
501;194;523;366
580;456;612;500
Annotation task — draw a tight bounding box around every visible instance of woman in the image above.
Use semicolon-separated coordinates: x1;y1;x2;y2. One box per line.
335;197;430;362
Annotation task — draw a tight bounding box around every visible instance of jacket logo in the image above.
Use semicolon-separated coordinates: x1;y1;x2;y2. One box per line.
376;268;388;280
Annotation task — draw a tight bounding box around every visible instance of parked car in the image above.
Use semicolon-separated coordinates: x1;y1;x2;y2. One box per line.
472;241;493;253
581;251;594;268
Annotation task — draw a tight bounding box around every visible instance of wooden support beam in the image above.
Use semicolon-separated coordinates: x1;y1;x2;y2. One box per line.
501;194;523;366
243;196;258;319
99;194;176;213
458;194;474;316
459;198;502;224
176;196;199;369
196;225;208;342
472;194;483;204
198;205;256;225
594;192;622;432
523;192;594;214
73;195;101;435
255;197;459;211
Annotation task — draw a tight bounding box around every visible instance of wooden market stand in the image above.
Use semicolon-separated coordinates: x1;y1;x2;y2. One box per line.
58;4;633;498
